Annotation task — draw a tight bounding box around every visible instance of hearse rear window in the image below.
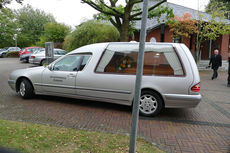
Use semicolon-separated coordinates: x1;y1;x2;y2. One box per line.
96;44;184;76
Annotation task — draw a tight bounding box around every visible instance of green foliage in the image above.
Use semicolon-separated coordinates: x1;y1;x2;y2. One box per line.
198;7;230;41
63;20;120;51
16;5;56;47
0;120;164;153
0;8;18;48
82;0;173;41
6;51;19;57
37;22;71;47
148;4;174;23
194;8;230;62
205;0;230;19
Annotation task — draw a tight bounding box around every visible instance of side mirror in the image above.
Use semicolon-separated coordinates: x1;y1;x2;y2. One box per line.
47;64;53;71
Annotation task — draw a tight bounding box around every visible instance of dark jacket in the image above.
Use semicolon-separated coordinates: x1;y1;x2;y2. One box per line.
209;54;222;69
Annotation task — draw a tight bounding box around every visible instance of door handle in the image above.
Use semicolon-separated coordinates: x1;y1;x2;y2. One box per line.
68;73;76;78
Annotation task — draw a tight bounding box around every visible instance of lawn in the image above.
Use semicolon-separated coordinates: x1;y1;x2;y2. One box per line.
0;120;164;153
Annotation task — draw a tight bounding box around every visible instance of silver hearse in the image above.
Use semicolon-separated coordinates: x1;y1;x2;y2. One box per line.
8;42;201;116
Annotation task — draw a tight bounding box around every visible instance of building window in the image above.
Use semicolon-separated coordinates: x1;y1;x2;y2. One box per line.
150;37;156;43
96;44;184;76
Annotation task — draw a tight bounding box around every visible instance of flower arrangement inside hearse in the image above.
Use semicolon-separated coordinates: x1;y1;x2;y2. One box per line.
116;56;135;72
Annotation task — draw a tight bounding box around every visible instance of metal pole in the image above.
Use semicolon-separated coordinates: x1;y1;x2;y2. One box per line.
129;0;149;152
45;42;54;65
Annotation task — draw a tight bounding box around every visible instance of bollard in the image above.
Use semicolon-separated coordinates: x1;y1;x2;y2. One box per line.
228;57;230;87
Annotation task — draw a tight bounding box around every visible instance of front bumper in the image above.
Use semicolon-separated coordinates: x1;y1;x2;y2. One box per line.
164;94;202;108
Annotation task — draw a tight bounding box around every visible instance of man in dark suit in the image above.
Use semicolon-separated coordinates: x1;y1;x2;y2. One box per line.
209;49;222;80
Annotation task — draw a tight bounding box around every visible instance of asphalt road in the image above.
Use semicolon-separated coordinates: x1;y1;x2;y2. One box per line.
0;58;230;153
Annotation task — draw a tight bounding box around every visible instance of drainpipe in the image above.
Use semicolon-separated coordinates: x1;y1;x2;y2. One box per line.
160;24;165;42
208;40;212;59
228;57;230;87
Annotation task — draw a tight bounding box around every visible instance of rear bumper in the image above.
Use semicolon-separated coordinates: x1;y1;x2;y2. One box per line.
20;56;29;61
163;94;202;108
8;80;16;91
29;58;34;64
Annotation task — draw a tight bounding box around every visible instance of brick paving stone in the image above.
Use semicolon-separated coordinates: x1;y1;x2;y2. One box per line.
1;58;230;153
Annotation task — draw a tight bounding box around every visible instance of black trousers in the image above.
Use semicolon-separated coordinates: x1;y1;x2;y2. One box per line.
212;67;219;79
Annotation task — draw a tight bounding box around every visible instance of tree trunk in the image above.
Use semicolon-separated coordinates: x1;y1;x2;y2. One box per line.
119;2;133;42
120;19;130;42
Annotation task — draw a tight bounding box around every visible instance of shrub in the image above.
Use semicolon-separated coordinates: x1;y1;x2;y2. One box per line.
63;20;120;51
6;51;19;57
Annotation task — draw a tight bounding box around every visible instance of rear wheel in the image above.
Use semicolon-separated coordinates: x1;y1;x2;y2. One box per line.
26;57;29;63
19;79;34;99
139;91;163;117
40;59;46;66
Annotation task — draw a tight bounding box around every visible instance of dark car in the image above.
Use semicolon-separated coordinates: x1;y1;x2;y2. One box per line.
0;47;21;58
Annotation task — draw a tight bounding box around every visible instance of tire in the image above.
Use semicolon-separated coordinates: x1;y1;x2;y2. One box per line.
19;79;34;99
26;57;29;63
40;60;46;66
139;90;163;117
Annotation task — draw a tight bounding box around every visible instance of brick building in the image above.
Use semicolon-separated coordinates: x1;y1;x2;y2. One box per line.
134;1;230;60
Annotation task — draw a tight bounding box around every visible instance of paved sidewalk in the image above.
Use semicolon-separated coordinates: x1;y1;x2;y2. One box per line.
0;58;230;153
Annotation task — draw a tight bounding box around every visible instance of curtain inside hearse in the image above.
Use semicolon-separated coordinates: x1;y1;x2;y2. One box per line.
96;43;184;75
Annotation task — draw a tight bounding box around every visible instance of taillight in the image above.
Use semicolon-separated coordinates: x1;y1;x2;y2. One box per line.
191;83;200;92
31;56;35;59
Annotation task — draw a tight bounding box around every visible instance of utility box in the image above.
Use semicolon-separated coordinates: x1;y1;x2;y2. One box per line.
45;42;54;65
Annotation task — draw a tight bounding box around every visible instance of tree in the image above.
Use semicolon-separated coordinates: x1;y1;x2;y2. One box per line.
37;22;71;48
0;0;22;9
63;20;120;51
169;9;230;62
206;0;230;19
0;8;18;47
195;8;230;62
169;13;198;39
81;0;173;42
16;5;55;47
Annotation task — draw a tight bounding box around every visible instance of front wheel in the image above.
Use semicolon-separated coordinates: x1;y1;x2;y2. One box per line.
139;91;163;117
19;79;34;99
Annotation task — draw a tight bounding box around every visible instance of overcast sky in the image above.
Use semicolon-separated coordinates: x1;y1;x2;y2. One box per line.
9;0;210;28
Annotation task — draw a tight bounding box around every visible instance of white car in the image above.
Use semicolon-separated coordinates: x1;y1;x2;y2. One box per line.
8;42;201;117
29;49;66;65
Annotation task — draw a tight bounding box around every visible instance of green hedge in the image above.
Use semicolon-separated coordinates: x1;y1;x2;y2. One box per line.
6;51;19;57
63;20;120;51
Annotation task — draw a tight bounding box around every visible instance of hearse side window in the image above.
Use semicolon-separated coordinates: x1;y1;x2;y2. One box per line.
53;54;91;72
96;44;184;76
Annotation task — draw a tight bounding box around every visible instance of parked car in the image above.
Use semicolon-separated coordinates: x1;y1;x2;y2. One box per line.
19;47;43;63
8;42;201;117
29;49;66;66
0;47;8;57
19;47;43;56
0;47;21;58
